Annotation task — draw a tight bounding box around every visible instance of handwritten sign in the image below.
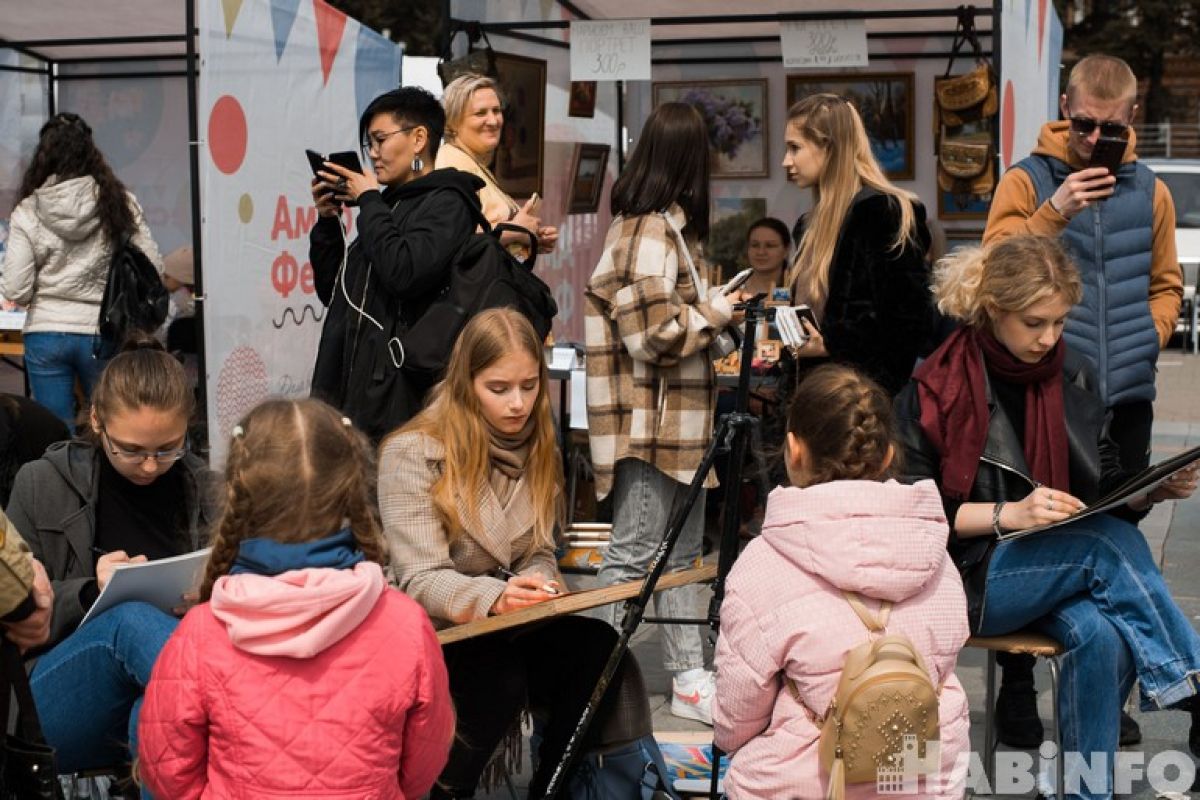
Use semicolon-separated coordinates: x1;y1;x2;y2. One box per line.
780;19;869;69
570;19;651;82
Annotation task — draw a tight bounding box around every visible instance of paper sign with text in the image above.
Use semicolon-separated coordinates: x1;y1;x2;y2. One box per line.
570;19;651;82
780;19;869;69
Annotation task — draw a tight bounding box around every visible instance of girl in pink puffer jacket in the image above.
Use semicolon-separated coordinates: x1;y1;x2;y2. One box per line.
714;365;970;800
138;399;453;800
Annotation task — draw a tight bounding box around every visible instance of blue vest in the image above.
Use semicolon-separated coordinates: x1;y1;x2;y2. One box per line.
1016;154;1158;406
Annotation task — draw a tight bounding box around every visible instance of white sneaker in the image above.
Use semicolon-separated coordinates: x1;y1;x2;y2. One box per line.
670;669;715;725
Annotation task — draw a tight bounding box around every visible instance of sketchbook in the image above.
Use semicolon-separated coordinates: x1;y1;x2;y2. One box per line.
997;444;1200;541
80;548;211;626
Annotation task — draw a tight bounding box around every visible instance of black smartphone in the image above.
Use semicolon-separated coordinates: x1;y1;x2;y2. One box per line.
1088;136;1127;176
794;303;819;333
305;149;363;176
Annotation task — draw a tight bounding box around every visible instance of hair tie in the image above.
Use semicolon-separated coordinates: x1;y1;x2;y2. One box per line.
231;425;245;439
341;416;352;429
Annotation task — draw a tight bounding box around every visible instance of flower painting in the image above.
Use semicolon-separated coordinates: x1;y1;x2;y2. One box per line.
653;79;769;179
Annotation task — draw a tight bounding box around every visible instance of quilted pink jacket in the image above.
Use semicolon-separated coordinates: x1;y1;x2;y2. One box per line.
139;562;453;800
713;480;970;800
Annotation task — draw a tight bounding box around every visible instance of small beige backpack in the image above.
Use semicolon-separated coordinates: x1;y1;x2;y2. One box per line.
786;592;941;800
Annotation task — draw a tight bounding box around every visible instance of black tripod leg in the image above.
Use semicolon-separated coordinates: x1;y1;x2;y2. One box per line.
541;416;734;799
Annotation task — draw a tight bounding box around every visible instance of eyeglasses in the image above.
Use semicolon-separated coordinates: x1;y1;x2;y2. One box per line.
101;429;189;465
1068;115;1130;139
361;126;417;155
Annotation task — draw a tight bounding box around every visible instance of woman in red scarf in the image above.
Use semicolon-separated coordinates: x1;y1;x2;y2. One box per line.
895;235;1200;800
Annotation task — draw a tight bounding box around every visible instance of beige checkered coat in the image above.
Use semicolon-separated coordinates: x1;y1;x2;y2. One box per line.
379;431;561;629
584;205;734;500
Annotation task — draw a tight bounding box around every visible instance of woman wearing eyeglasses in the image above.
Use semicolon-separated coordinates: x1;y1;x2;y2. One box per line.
310;86;483;440
5;337;215;785
436;74;558;255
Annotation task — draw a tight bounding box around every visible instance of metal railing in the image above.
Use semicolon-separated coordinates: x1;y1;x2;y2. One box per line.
1134;122;1200;159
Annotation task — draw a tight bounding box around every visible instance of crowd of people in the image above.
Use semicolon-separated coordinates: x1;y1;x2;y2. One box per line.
0;51;1197;800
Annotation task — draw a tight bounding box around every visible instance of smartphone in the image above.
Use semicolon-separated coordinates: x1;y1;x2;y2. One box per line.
1088;136;1127;176
793;304;819;333
305;149;363;177
722;268;754;295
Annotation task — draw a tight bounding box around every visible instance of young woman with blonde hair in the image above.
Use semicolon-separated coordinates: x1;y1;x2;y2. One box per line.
780;93;932;398
380;308;644;799
895;234;1200;799
139;398;452;799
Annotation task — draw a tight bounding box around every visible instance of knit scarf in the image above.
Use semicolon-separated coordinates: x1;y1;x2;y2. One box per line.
486;417;536;506
913;326;1069;500
229;528;364;576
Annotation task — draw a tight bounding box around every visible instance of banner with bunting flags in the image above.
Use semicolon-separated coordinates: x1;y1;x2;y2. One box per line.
199;0;401;462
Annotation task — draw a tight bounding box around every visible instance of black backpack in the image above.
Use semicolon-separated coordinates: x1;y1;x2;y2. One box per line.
94;233;169;358
393;200;557;378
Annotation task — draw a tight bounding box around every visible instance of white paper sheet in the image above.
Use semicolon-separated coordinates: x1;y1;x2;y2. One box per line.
80;548;212;626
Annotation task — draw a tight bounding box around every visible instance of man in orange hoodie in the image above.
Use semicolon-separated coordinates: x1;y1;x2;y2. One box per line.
984;53;1183;752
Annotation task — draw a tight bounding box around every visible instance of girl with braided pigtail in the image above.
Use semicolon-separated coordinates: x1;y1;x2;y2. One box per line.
139;398;453;800
713;364;971;800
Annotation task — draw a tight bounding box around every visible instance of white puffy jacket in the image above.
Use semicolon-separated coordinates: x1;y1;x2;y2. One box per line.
0;175;162;335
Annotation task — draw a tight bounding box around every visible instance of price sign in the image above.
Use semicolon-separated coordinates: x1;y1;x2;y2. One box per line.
780;19;869;69
570;19;651;82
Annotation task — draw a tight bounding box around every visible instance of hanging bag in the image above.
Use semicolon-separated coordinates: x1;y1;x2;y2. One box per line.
0;640;63;800
934;6;999;206
94;233;169;359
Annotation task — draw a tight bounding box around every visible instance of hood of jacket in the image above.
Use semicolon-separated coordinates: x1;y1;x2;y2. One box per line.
33;176;102;242
210;561;387;658
1032;120;1138;170
759;479;949;603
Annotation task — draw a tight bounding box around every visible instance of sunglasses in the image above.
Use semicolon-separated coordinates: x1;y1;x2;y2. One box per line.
1068;116;1130;139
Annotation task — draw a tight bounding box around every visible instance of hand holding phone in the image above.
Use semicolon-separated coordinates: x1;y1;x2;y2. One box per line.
307;148;368;207
722;268;754;296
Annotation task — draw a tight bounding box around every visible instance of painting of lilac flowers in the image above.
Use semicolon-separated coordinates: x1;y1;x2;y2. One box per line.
786;72;914;180
653;79;769;178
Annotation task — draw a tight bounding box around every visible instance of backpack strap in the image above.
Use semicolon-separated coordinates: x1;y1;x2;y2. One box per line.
843;591;891;633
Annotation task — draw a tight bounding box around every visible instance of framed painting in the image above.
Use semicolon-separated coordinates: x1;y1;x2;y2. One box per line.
569;81;597;118
652;79;769;179
786;72;915;180
492;51;546;199
938;189;991;220
567;143;610;214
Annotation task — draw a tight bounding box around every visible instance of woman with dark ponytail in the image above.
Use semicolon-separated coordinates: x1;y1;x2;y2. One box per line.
713;364;970;799
0;112;163;430
5;338;213;787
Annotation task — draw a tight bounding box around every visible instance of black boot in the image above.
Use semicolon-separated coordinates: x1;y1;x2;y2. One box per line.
1119;709;1142;746
996;680;1045;748
1190;698;1200;758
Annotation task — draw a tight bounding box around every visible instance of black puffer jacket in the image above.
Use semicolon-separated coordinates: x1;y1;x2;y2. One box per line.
781;188;933;399
894;349;1136;630
310;168;483;440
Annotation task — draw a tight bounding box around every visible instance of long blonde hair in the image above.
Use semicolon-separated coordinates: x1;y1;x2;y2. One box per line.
785;94;920;305
200;399;386;601
395;309;563;549
933;235;1083;328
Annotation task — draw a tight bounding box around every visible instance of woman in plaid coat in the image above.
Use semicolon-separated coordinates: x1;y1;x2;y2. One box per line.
585;102;747;725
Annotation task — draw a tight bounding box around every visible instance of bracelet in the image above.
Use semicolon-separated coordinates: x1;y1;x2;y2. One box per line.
992;501;1007;536
1048;196;1064;216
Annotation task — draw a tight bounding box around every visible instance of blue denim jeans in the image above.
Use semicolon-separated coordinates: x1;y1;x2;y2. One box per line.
30;601;178;785
978;514;1200;799
598;458;705;673
22;332;107;432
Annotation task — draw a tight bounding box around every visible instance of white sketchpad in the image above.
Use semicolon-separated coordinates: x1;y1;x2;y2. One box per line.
80;548;212;626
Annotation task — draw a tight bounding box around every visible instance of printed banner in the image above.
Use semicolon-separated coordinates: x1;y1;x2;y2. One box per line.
199;0;400;461
999;0;1063;170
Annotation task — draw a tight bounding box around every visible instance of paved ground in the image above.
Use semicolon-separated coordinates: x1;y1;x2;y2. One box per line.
1;345;1195;799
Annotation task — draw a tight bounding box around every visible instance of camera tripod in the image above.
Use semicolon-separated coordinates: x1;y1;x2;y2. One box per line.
543;296;776;799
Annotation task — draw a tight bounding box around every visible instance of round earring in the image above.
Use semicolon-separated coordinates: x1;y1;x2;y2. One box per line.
411;154;424;173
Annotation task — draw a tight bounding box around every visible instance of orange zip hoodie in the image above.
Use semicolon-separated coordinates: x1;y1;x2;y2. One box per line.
983;121;1182;347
